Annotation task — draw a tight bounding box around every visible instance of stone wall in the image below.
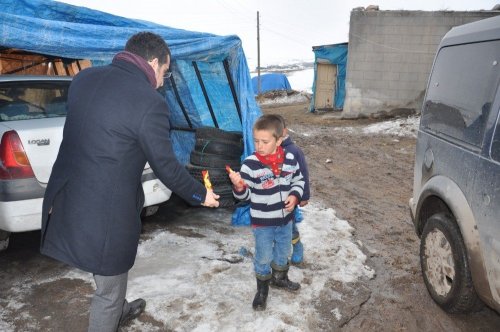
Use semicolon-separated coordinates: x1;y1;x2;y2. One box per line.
342;10;500;118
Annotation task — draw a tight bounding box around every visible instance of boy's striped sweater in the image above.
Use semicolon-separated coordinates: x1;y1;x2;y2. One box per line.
233;151;304;226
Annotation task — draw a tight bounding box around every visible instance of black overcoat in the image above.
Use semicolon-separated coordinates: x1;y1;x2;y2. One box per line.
40;59;206;275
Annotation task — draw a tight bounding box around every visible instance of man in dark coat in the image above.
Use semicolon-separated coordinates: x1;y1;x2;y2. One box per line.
40;32;219;332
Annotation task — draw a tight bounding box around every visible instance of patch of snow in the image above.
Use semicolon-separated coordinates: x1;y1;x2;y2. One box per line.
362;116;420;137
258;92;310;106
331;307;342;321
0;202;373;331
334;116;420;138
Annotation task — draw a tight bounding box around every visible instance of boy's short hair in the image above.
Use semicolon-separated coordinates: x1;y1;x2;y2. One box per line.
274;114;287;129
254;114;285;139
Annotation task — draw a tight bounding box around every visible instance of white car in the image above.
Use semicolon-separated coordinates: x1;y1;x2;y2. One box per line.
0;76;172;250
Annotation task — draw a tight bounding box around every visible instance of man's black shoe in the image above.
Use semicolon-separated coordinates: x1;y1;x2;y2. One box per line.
118;298;146;327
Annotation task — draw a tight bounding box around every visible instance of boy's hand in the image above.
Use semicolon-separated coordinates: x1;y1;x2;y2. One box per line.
202;189;219;207
299;200;309;207
284;195;298;212
228;171;245;191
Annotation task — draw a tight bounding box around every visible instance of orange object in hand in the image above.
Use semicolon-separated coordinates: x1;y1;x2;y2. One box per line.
202;170;213;190
225;165;234;174
226;164;245;188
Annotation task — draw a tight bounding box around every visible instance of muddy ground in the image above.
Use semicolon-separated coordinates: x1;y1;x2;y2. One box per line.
1;100;499;331
261;101;500;331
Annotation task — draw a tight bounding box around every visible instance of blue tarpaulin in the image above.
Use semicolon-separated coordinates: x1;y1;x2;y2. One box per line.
309;43;348;111
0;0;261;161
251;73;291;94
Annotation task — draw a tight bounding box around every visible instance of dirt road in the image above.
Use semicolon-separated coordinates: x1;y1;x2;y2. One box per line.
262;101;500;331
1;101;499;331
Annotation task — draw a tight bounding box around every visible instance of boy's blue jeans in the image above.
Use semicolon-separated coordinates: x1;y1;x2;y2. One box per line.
253;222;292;277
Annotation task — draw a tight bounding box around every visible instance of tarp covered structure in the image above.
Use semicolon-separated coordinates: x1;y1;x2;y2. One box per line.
251;73;292;94
0;0;261;161
309;43;348;111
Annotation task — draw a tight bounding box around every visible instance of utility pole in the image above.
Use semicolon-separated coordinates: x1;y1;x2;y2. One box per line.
257;11;261;95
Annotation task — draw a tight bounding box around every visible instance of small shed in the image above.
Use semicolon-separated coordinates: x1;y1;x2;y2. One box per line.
309;43;348;112
251;73;291;95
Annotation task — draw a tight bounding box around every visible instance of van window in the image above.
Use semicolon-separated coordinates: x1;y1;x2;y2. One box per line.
421;40;500;147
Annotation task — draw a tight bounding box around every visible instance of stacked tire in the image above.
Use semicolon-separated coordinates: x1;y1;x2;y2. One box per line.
186;127;243;208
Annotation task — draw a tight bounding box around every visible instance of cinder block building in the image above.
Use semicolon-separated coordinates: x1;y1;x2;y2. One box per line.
341;7;500;118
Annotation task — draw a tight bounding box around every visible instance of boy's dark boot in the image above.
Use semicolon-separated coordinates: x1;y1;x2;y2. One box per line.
252;275;270;311
270;263;300;292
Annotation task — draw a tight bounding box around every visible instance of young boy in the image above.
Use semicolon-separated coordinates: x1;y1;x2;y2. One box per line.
229;114;304;311
275;114;310;265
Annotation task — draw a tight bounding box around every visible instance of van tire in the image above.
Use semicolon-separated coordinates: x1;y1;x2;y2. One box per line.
420;213;483;313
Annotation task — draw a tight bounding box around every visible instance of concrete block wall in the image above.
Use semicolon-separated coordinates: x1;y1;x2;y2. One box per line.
342;10;500;118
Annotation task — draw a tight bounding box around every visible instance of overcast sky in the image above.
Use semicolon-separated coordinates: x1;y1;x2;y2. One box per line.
58;0;498;69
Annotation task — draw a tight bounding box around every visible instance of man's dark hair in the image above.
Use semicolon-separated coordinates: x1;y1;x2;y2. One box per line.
254;114;284;140
125;32;171;65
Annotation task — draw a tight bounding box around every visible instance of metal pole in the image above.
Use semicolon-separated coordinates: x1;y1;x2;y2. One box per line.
257;11;261;95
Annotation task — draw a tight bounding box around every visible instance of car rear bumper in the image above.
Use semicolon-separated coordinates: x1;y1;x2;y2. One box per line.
0;175;172;233
0;197;43;232
142;178;172;206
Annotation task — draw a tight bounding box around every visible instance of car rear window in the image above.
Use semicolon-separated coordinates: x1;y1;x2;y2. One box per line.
0;81;70;121
421;40;500;147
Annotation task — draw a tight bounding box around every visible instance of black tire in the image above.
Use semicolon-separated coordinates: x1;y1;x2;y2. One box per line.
190;151;241;169
420;213;483;313
141;205;159;218
195;138;243;157
0;230;10;252
195;126;243;143
186;163;234;187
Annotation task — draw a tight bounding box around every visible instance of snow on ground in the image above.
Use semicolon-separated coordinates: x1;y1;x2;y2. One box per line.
286;68;314;94
0;202;374;331
0;110;416;331
335;116;420;138
125;202;374;331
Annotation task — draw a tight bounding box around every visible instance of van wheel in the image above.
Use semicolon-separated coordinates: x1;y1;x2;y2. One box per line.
0;230;10;252
420;213;483;313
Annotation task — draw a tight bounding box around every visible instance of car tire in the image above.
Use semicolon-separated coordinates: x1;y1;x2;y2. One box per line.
195;126;243;143
141;205;159;218
190;151;241;169
0;230;10;252
420;212;483;313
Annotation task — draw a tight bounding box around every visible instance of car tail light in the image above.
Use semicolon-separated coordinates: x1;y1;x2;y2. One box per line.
0;131;35;179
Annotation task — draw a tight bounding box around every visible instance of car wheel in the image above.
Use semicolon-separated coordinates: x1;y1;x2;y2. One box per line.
141;205;159;218
420;212;482;313
0;230;10;252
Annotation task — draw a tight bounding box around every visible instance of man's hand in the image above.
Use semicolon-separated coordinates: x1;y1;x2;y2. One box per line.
202;189;219;207
299;200;309;207
284;195;298;212
228;171;245;192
